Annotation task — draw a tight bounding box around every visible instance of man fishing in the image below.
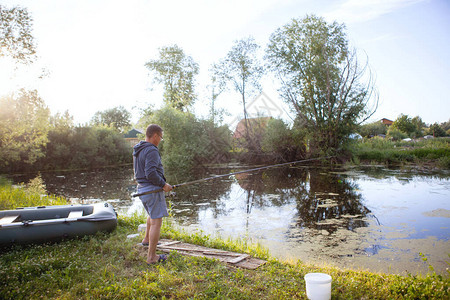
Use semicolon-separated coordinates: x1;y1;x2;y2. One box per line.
133;124;172;264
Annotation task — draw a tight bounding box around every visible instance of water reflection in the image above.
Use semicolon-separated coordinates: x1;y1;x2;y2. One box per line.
291;169;371;233
172;167;372;234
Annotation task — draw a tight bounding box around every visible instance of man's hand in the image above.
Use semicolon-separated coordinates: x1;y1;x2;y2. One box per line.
163;183;173;192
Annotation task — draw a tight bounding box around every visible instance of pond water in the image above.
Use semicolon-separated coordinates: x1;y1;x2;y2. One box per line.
11;165;450;276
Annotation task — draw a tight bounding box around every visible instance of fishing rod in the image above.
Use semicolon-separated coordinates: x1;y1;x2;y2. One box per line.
132;156;331;198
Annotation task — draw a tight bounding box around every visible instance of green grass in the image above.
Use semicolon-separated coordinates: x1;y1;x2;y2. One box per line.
0;177;448;299
350;137;450;168
0;216;448;299
0;175;67;210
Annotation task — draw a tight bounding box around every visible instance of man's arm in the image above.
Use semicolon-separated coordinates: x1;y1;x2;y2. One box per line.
144;150;166;188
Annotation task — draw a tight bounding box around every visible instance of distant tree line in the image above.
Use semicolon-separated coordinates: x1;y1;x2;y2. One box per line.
358;114;449;141
0;90;132;173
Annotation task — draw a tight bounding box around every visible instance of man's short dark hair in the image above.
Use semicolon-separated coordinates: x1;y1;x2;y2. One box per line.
146;124;163;138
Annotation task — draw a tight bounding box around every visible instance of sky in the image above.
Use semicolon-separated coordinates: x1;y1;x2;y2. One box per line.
1;0;449;127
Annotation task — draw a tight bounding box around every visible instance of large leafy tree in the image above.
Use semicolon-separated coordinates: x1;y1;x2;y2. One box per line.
0;5;36;63
391;114;414;135
213;37;264;150
0;89;50;169
266;15;377;154
411;116;425;137
390;114;425;138
428;123;446;137
0;7;47;171
145;45;199;111
440;119;450;132
91;106;131;133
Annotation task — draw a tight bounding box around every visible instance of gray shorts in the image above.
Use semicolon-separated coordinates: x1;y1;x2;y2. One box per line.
140;191;168;219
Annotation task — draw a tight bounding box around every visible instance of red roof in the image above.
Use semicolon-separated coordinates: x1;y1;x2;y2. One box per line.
380;118;393;125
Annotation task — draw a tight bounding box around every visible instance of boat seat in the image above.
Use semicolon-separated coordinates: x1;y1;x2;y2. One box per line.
0;215;19;225
67;211;83;218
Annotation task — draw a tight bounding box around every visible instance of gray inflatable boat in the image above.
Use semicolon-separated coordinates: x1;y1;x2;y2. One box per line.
0;203;117;245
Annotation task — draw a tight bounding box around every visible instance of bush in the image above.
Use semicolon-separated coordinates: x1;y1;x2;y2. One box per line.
36;125;132;170
149;106;232;171
358;121;387;138
387;127;408;141
357;136;394;149
261;118;306;161
0;175;67;210
1;106;132;172
0;90;50;171
426;123;446;137
390;114;423;138
351;137;450;167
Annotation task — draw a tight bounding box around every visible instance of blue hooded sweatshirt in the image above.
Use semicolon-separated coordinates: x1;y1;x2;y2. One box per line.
133;141;166;192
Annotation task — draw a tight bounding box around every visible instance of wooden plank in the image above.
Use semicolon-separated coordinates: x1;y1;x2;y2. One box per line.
154;239;266;270
0;215;19;225
157;245;242;257
203;251;242;257
233;258;267;270
158;246;200;252
228;254;250;264
68;211;83;218
160;240;181;247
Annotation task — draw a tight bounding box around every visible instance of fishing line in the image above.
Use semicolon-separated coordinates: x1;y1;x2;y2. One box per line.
132;156;332;198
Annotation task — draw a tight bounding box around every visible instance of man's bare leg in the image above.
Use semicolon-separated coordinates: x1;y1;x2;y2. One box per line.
147;217;162;264
142;216;151;244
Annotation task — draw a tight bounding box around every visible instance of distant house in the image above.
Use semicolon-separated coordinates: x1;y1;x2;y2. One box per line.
233;117;272;139
380;118;393;126
123;128;144;147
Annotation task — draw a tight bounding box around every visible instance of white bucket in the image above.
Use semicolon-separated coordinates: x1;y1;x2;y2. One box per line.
304;273;332;300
